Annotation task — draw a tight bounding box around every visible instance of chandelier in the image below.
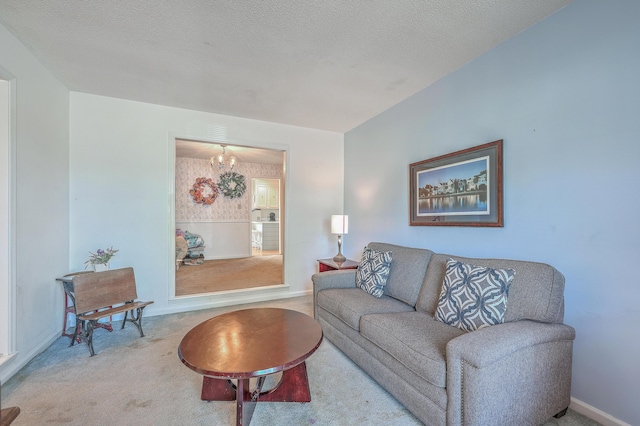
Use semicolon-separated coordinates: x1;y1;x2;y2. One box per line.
210;144;236;171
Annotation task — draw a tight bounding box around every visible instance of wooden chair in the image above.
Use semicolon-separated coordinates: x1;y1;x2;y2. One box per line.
71;267;153;356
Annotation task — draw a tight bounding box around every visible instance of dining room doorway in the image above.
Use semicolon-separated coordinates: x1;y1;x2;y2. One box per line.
250;177;281;257
173;139;285;297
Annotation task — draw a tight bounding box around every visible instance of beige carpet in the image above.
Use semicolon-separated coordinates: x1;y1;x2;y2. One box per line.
1;295;601;426
176;255;283;296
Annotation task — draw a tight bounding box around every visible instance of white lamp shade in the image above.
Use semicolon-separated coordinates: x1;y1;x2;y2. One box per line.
331;215;348;235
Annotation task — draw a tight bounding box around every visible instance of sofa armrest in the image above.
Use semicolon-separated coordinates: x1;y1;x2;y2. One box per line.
312;270;357;318
446;320;576;425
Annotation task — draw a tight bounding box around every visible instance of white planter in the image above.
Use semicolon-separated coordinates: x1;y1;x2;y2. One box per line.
93;263;110;272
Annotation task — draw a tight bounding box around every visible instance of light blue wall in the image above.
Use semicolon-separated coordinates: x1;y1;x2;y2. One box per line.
344;1;639;424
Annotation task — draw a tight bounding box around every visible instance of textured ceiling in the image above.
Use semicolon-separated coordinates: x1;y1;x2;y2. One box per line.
0;1;570;132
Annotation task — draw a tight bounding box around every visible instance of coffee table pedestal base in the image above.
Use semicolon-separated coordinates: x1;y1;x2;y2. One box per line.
201;362;311;425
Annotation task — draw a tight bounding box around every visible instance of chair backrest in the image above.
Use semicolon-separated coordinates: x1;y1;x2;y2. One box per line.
72;267;138;314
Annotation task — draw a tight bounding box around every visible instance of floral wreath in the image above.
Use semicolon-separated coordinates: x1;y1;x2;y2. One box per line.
218;171;247;199
189;177;219;205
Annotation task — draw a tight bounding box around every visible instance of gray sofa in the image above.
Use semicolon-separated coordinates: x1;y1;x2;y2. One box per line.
312;242;575;426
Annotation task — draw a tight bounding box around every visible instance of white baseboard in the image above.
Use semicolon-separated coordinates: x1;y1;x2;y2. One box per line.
0;352;18;374
570;397;631;426
160;287;311;317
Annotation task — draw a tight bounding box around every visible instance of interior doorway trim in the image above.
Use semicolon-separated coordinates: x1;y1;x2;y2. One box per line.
167;133;289;302
0;71;17;364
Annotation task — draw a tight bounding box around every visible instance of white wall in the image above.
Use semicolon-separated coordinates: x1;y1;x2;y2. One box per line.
344;1;639;424
70;93;343;314
0;23;69;381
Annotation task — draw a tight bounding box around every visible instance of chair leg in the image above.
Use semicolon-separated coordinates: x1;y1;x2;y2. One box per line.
138;307;146;337
70;320;82;347
554;407;569;418
126;307;147;337
84;320;96;357
121;310;128;330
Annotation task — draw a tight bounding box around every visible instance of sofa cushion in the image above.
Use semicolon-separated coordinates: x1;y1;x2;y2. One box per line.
356;246;393;297
316;288;414;331
360;311;465;388
435;258;515;332
368;242;434;306
416;253;565;324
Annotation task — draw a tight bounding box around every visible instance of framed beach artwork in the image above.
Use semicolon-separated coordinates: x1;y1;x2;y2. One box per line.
409;140;503;227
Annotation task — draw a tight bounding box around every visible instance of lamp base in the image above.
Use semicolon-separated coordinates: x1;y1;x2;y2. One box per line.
333;234;346;263
332;254;346;263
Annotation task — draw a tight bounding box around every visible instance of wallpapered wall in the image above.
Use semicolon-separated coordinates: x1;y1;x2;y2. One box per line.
175;157;283;222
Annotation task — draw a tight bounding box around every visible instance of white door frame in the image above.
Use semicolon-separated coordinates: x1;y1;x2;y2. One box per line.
0;72;17;365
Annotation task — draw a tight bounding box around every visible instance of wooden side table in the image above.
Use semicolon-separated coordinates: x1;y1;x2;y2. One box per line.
317;258;359;272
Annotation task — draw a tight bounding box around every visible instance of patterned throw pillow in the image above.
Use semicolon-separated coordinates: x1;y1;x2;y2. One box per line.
355;247;393;298
435;258;516;332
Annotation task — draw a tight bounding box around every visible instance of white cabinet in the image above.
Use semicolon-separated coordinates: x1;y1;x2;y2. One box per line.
267;185;279;208
261;223;279;251
252;178;280;252
255;184;268;209
252;222;279;252
253;179;279;209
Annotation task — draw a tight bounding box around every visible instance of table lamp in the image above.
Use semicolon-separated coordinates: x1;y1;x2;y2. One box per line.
331;215;348;263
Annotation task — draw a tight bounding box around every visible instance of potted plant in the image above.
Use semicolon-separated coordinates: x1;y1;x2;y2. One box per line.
84;246;119;271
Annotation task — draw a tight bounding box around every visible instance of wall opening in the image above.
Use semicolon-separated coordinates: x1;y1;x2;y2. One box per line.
172;139;286;297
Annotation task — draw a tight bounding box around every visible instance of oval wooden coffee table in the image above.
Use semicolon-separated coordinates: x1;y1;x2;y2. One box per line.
178;308;323;425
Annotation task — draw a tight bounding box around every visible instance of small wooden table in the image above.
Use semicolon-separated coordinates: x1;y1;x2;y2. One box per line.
178;308;323;426
317;258;359;272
